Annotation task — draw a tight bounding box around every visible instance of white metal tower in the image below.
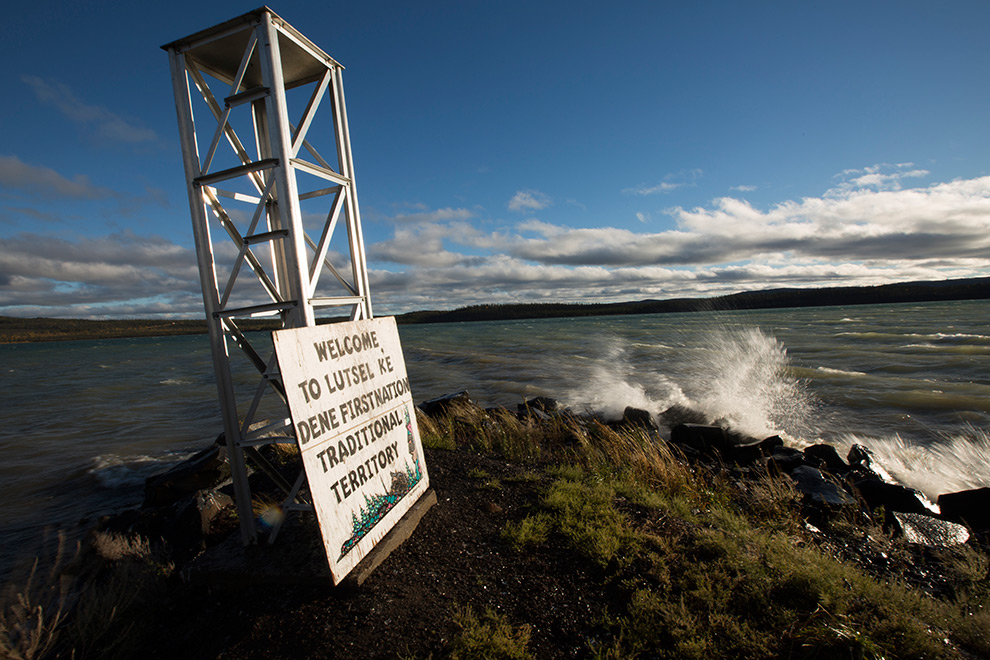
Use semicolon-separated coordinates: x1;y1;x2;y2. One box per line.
163;7;372;543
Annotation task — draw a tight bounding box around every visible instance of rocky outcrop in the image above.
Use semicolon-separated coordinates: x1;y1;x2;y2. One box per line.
938;487;990;535
143;441;230;508
419;392;984;551
418;391;474;417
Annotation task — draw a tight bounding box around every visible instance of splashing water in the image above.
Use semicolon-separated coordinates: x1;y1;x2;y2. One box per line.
562;336;670;420
833;429;990;502
561;326;812;441
680;327;813;440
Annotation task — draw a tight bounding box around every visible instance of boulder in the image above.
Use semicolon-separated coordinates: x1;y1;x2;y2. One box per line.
417;391;472;418
620;406;657;431
196;489;234;535
852;477;928;515
767;447;806;475
519;406;553;422
670;424;730;455
789;466;855;506
760;435;784;453
143;444;230;508
892;512;969;548
724;429;763;449
519;396;560;414
937;487;990;532
100;487;235;563
803;444;849;475
658;404;707;427
847;443;873;468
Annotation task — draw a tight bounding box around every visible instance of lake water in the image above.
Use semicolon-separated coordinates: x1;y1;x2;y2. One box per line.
2;299;989;578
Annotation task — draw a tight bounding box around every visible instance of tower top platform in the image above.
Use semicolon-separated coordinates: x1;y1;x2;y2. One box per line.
161;6;342;89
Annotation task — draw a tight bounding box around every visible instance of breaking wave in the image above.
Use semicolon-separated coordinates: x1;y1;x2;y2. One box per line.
88;450;194;489
562;326;813;441
831;429;990;503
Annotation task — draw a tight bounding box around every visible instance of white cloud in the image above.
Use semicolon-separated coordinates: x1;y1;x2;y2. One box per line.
22;76;161;145
496;174;990;267
0;155;115;199
625;181;684;195
623;169;703;196
369;221;479;267
361;171;990;313
730;184;757;192
508;190;551;212
6;168;990;317
831;163;929;194
0;231;201;316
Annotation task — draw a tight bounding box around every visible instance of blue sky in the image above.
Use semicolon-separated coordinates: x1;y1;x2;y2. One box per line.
2;1;990;318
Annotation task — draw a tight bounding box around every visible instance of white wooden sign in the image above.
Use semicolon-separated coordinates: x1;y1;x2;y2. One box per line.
273;317;429;583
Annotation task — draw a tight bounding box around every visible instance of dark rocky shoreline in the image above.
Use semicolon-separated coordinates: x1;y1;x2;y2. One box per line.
11;392;990;659
113;390;990;587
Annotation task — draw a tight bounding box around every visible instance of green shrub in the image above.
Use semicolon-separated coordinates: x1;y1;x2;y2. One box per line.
542;477;638;568
502;515;552;552
448;605;533;660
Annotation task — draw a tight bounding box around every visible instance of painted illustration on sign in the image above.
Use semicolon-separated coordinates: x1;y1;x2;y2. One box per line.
272;317;430;584
339;407;423;559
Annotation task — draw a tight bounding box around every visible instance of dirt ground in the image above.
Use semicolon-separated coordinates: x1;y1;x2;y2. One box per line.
147;447;614;660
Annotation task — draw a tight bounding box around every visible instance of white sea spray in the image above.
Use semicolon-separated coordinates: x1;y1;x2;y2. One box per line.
833;429;990;503
559;326;812;441
684;327;812;440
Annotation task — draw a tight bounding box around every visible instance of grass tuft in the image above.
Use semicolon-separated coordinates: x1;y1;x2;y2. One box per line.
502;514;553;552
449;605;533;660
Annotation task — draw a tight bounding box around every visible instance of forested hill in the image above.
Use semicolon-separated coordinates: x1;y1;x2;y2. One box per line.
2;277;988;342
395;276;990;324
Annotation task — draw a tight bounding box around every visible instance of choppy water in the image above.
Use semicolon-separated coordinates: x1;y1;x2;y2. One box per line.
2;299;989;578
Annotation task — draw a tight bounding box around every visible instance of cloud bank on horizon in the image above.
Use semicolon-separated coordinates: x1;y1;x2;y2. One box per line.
3;161;988;318
1;2;989;319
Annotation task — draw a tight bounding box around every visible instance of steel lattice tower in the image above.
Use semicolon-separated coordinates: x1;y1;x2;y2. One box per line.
163;7;372;543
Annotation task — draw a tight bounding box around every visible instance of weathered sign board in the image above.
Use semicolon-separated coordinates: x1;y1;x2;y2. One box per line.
273;317;430;583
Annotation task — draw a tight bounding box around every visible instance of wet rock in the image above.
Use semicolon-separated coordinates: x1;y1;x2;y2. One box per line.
790;466;855;507
804;444;849;475
725;433;765;463
892;512;970;547
519;406;553;422
143;444;230;508
852;477;928;515
197;489;234;535
620;406;657;430
760;435;784;453
725;428;763;448
418;391;472;418
519;396;560;414
670;424;730;455
657;404;707;427
101;487;234;563
847;443;873;468
767;447;806;475
937;487;990;532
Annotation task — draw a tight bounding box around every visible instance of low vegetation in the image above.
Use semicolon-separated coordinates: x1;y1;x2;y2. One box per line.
418;401;990;660
3;399;988;658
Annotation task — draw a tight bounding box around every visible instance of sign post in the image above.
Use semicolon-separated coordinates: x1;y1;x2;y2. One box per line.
274;317;430;583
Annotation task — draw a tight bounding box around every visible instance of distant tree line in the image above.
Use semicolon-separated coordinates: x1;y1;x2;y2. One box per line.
2;276;988;343
394;277;990;324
